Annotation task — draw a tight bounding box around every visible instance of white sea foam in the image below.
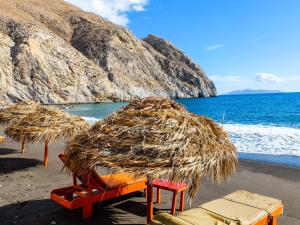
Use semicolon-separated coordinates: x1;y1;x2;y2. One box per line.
223;124;300;156
82;116;99;125
81;115;300;157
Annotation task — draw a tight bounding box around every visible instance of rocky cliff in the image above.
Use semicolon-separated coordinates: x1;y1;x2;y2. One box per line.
0;0;217;104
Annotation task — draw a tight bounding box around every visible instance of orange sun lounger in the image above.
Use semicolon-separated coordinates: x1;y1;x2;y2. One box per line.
51;154;146;219
0;136;5;143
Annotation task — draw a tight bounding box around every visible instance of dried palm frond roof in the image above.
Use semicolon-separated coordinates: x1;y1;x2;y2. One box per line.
64;97;238;198
0;101;39;124
5;106;89;143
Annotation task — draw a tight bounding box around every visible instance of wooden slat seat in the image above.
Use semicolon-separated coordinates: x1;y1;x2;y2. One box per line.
51;154;147;219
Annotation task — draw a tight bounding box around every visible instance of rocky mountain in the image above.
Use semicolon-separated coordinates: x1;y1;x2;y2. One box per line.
0;0;217;105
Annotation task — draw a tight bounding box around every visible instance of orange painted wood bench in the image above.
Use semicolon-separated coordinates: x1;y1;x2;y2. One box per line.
51;154;147;218
0;136;5;143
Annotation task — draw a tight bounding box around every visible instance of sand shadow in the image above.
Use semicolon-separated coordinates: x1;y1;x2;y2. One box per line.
0;157;41;173
115;200;147;217
113;192;164;218
0;198;145;225
0;147;19;155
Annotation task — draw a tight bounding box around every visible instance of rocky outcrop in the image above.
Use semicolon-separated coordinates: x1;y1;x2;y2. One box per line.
142;35;216;97
0;0;217;105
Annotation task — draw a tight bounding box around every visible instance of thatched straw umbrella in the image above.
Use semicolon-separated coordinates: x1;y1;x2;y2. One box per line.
5;106;89;166
0;101;39;153
63;97;238;221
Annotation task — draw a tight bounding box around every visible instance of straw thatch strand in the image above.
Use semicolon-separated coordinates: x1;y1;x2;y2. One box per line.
0;101;39;124
5;106;89;143
64;97;238;198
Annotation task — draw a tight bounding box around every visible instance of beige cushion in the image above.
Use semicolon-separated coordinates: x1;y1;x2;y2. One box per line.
199;190;282;225
153;211;192;225
151;210;227;225
150;190;282;225
224;190;282;212
177;208;228;225
199;199;267;225
149;218;164;225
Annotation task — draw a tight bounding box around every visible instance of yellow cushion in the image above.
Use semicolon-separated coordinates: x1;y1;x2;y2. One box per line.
152;210;227;225
0;136;5;142
149;220;164;225
151;190;283;225
153;211;196;225
224;190;282;212
178;208;228;225
199;190;282;225
199;199;266;225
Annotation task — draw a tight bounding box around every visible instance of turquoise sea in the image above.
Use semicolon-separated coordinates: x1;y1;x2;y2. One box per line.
67;92;300;168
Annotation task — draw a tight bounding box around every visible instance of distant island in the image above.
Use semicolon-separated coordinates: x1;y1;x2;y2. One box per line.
224;89;281;95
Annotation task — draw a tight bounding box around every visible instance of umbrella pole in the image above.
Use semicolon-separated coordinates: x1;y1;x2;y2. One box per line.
21;137;26;154
44;140;49;166
146;178;154;223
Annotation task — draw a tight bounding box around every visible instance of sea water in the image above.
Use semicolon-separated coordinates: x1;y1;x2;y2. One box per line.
66;92;300;168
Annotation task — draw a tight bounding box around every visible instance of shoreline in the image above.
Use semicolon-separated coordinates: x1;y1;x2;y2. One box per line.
41;96;213;106
41;91;300;105
1;128;300;170
241;158;300;170
238;152;300;170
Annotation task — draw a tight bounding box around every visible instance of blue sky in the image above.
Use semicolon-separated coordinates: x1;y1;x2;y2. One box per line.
66;0;300;94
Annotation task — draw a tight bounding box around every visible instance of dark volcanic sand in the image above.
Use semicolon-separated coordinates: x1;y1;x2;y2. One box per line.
0;136;299;225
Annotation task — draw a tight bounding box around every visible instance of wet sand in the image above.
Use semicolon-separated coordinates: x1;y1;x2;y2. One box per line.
0;137;299;225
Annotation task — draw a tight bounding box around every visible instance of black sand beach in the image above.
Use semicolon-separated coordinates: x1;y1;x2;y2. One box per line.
0;137;299;225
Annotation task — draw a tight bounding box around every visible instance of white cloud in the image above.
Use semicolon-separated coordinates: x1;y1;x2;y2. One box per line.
205;44;224;51
210;75;245;83
254;73;283;83
210;73;299;94
284;75;300;82
65;0;149;26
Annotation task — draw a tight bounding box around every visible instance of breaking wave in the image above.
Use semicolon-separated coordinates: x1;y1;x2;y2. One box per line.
81;116;99;125
223;123;300;156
